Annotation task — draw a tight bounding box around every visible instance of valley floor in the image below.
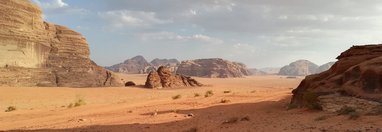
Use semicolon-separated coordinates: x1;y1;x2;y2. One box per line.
0;75;381;132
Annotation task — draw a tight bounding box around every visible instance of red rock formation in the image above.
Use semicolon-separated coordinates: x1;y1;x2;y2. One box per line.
291;44;382;111
145;66;203;89
176;58;250;78
0;0;123;87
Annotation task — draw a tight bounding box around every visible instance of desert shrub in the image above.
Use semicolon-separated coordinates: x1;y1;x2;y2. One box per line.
5;106;16;112
250;90;257;93
68;98;86;108
194;93;200;97
205;90;214;97
220;99;231;103
302;92;322;110
348;112;361;120
337;106;356;115
172;95;182;100
223;90;231;94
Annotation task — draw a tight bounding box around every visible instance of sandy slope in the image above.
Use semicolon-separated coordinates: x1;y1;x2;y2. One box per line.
0;75;381;132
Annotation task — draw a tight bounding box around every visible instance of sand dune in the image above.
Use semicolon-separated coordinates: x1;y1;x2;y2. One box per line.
1;75;381;132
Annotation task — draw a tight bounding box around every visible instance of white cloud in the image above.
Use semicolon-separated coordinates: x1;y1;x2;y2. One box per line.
99;10;172;28
32;0;68;9
138;32;224;44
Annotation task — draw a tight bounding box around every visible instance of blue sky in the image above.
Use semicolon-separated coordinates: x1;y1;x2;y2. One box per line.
32;0;382;68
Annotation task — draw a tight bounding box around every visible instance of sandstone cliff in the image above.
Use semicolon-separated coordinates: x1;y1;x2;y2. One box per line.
0;0;122;87
291;44;382;113
106;55;154;74
176;58;250;78
278;60;318;76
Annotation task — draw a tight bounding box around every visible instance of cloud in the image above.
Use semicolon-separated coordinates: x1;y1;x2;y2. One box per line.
32;0;68;10
138;32;224;44
98;10;172;28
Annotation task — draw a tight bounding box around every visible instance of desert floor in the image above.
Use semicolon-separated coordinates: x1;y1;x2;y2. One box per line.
1;75;382;132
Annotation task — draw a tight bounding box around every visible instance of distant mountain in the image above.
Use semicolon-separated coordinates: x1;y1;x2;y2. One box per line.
150;58;180;67
150;58;180;73
259;67;280;74
278;60;319;76
177;58;250;78
106;55;153;74
316;62;336;73
248;68;268;76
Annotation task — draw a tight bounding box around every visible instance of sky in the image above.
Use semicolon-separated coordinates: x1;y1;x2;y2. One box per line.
31;0;382;68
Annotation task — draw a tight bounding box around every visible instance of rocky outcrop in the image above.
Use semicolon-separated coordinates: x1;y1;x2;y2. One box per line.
145;66;203;89
315;62;335;73
259;67;280;74
106;55;153;74
291;44;382;113
248;68;268;76
278;60;318;76
176;58;250;78
0;0;122;87
150;58;179;73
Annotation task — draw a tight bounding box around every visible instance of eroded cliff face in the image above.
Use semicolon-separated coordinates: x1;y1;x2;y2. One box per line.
176;58;250;78
291;44;382;113
0;0;123;87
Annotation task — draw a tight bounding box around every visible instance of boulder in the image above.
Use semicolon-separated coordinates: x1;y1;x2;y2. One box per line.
0;0;122;87
125;81;136;86
291;44;382;113
176;58;250;78
145;66;203;89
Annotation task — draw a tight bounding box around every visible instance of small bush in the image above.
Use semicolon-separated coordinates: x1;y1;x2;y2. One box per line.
220;99;231;103
74;99;86;107
337;106;356;115
205;90;214;97
223;117;239;124
194;93;200;97
348;112;361;120
5;106;16;112
172;95;182;100
223;90;231;94
68;98;86;108
250;90;257;93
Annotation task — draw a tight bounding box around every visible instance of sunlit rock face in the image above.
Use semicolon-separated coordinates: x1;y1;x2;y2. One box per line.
291;44;382;113
0;0;123;87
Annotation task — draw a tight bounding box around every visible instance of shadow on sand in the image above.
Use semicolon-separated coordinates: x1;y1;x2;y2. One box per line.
7;97;297;132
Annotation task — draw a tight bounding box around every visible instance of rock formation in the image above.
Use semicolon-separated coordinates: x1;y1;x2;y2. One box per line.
0;0;122;87
176;58;250;78
145;66;203;89
291;44;382;113
259;67;280;74
278;60;318;76
106;55;153;74
150;58;179;73
248;68;268;76
315;62;335;73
